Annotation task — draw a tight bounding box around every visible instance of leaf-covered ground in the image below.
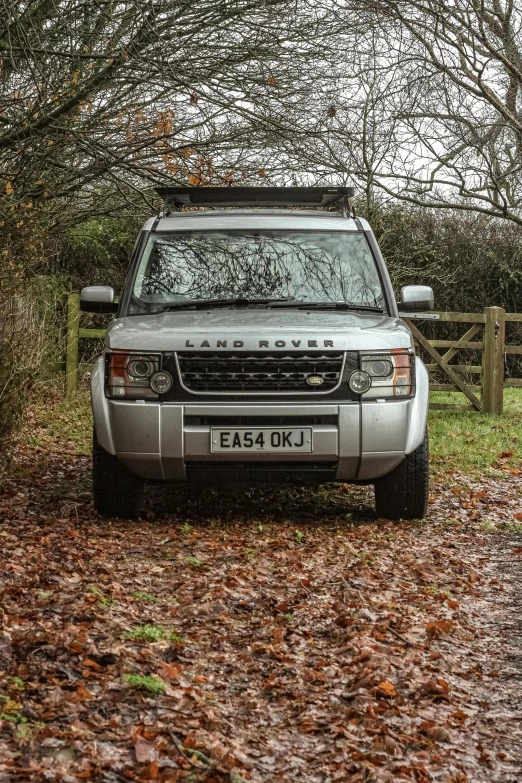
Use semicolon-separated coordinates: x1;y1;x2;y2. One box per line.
1;394;522;782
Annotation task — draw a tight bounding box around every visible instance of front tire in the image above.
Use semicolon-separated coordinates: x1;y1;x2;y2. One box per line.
374;431;429;520
92;434;143;518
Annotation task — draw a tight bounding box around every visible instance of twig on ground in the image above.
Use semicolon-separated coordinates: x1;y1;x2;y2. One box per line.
387;625;422;648
168;728;209;769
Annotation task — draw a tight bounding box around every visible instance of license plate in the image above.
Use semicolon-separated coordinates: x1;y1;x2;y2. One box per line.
210;427;313;453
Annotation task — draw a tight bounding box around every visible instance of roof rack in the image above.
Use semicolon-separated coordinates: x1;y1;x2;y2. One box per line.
155;186;355;214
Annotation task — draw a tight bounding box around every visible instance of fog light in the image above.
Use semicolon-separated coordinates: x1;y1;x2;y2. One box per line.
348;370;371;394
150;371;173;394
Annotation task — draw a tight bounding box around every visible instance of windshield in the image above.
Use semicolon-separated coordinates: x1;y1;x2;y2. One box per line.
131;231;385;311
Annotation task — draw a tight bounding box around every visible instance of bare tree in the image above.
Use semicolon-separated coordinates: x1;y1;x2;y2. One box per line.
256;1;522;226
0;0;339;262
328;0;522;224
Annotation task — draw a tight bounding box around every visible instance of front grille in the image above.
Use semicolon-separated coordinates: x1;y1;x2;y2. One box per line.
186;461;338;484
184;415;338;426
177;352;344;393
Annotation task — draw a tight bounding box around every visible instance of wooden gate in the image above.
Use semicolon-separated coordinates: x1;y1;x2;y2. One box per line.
404;307;522;414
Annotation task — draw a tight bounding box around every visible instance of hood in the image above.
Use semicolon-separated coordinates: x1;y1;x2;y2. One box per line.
106;309;412;352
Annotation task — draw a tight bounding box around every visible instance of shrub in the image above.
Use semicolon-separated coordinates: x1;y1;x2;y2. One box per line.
0;275;65;462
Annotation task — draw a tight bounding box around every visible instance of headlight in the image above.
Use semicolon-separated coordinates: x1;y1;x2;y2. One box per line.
360;351;413;398
362;357;393;379
107;352;162;398
127;358;156;379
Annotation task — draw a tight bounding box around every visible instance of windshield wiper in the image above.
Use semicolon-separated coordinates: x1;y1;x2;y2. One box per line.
158;297;294;311
266;301;385;313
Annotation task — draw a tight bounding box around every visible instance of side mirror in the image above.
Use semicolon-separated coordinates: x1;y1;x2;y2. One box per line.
80;286;118;313
399;285;434;312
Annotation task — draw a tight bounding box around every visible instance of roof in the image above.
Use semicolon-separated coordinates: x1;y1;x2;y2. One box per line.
142;209;367;233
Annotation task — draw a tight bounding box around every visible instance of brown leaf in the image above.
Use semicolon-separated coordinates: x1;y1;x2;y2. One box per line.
161;662;183;681
134;735;158;764
272;627;284;644
82;658;102;670
417;678;450;698
427;725;451;743
377;681;397;697
451;709;469;722
142;760;159;779
384;735;399;755
67;682;94;703
426;619;454;638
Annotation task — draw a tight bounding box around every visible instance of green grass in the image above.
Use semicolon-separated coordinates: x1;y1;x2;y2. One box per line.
123;674;165;695
124;625;164;642
131;591;157;602
124;624;184;643
428;388;522;475
87;584;115;607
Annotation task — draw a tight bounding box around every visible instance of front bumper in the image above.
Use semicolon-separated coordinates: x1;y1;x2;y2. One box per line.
97;399;417;482
91;356;429;484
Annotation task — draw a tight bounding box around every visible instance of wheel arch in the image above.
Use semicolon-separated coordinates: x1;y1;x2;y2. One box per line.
91;355;115;454
405;357;429;454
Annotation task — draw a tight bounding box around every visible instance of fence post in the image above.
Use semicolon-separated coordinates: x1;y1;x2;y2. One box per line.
65;292;80;400
482;306;505;415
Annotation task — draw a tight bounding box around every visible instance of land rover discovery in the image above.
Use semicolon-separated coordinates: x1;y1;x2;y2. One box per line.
80;187;432;519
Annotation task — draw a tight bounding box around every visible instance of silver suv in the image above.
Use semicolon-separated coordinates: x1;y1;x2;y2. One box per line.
81;187;433;519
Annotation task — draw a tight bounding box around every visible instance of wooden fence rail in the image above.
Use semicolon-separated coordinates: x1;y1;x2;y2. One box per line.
61;293;522;414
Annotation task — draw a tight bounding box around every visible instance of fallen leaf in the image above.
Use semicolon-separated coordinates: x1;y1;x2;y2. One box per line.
427;725;451;742
417;678;450;698
426;619;454;638
134;735;158;764
161;662;183;680
377;681;397;697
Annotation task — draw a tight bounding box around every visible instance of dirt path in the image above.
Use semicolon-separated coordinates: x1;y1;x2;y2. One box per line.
1;436;522;782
